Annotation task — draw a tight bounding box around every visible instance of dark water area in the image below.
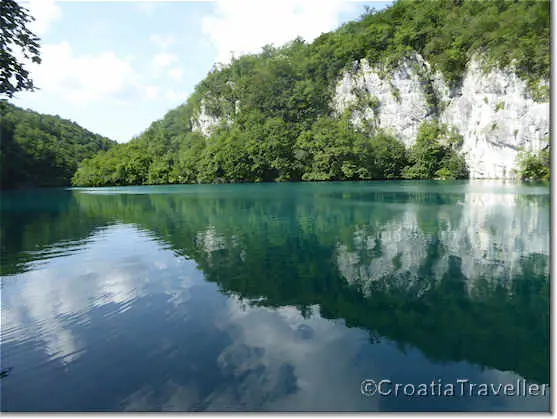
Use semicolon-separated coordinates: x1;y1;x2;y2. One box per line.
0;181;550;411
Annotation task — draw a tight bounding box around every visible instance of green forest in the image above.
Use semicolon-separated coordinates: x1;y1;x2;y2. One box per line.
1;101;115;188
2;0;550;188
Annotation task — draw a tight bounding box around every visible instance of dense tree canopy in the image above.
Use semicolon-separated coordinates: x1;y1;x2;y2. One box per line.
1;101;116;188
517;142;550;183
0;0;534;187
0;0;41;97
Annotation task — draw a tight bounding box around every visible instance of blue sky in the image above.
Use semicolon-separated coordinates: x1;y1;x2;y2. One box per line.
12;1;393;143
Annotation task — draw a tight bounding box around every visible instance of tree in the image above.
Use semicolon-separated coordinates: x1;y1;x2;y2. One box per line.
402;121;468;180
2;102;115;188
1;0;41;97
517;146;550;183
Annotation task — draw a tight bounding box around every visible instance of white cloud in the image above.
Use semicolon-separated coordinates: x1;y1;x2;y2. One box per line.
168;67;184;82
152;52;179;70
149;34;176;50
201;0;358;64
25;42;142;105
25;0;62;36
145;85;160;99
136;2;158;16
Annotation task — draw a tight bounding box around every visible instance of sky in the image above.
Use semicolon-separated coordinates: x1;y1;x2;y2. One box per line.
11;0;393;143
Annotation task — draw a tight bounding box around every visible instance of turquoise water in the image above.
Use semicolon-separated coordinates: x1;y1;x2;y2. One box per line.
0;181;550;411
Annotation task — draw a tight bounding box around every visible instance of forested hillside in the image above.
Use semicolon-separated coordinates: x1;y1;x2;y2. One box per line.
1;101;116;188
70;0;549;186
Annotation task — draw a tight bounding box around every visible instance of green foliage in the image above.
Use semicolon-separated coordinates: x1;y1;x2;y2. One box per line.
517;146;550;183
529;80;549;102
1;101;116;188
391;85;401;103
294;117;408;181
368;95;380;112
403;121;468;180
0;0;41;97
71;0;547;187
296;116;359;181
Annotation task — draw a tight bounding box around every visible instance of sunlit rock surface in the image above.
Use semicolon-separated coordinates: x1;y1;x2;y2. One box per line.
333;55;549;179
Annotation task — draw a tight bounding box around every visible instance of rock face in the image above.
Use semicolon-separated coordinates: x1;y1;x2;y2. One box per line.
333;56;433;146
191;102;222;137
333;54;549;179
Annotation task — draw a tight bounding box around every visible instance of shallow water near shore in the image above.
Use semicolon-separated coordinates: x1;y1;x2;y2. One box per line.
0;180;550;411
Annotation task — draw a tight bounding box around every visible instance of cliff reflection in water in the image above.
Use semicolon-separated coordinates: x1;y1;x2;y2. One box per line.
2;182;549;394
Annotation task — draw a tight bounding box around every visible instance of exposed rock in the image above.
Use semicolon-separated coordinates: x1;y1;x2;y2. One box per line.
334;54;549;179
333;54;433;145
440;59;549;179
191;102;221;138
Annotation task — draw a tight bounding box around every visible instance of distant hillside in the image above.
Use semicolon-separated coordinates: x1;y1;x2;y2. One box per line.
71;0;549;186
1;101;116;188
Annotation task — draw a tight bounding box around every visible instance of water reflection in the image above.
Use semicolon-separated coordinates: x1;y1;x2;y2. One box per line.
0;181;549;411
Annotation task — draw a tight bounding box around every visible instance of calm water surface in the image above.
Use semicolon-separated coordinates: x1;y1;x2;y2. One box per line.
0;181;550;411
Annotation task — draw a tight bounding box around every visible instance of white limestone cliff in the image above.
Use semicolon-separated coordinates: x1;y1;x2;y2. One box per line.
191;102;222;137
333;54;549;179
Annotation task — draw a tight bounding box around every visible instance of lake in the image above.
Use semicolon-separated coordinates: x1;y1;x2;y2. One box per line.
0;181;550;412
